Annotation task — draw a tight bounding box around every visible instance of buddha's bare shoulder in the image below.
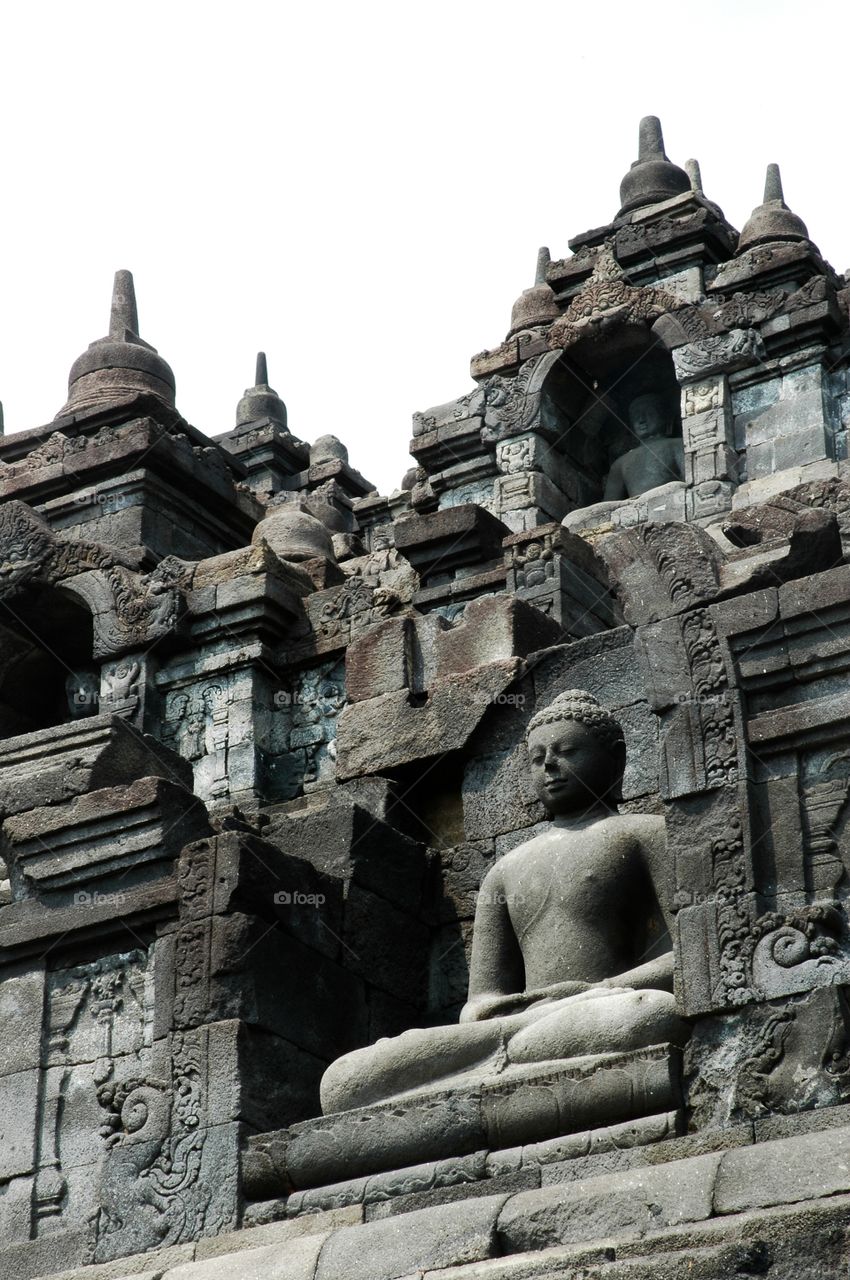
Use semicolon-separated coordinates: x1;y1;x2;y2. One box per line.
597;810;665;848
480;812;665;882
607;810;665;834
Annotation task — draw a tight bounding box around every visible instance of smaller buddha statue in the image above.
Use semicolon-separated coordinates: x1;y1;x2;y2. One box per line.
65;669;100;719
603;392;684;501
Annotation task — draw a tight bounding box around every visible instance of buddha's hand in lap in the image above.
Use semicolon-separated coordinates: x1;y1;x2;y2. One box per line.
460;981;591;1023
459;993;531;1022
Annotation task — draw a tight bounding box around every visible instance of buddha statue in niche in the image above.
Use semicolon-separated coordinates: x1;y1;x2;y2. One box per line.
603;392;684;501
65;668;100;720
320;690;685;1115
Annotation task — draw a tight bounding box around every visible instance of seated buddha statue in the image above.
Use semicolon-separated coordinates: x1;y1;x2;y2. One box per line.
320;690;686;1115
603;392;684;501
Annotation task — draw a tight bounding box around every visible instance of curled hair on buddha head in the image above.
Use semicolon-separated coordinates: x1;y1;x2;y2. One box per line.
526;690;625;752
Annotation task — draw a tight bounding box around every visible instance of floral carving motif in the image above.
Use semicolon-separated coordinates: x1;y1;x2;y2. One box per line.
673;328;766;380
680;608;737;790
477;352;561;445
711;820;756;1005
548;243;677;349
91;1029;216;1262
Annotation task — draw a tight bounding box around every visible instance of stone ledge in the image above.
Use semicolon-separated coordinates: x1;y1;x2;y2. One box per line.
0;714;192;816
25;1133;850;1280
313;1193;509;1280
275;1110;680;1220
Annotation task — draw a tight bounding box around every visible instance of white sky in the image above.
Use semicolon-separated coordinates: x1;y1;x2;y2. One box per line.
0;0;847;496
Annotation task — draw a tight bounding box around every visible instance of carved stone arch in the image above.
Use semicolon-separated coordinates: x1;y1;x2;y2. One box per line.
63;565;182;659
0;500;183;659
475;247;686;513
547;243;679;354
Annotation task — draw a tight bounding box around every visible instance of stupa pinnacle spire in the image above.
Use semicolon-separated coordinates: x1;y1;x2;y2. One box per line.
737;162;810;253
57;270;175;418
535;246;551;285
618;115;690;216
109;269;140;341
236;351;288;430
507;246;558;336
638;115;664;160
764;162;784;203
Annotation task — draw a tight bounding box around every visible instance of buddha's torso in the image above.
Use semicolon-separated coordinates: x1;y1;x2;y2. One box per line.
619;436;683;498
495;814;659;988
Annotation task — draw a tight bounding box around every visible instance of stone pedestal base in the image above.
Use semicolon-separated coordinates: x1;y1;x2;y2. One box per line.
246;1042;681;1194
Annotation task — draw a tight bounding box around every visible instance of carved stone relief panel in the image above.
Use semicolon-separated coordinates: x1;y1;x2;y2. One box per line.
685;984;850;1128
89;1023;238;1263
32;950;154;1237
162;679;232;800
681;374;738;490
266;659;347;799
673;567;850;1013
99;655;143;723
296;570;406;664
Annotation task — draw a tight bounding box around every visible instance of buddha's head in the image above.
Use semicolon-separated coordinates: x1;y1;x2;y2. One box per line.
628;392;672;442
526;690;625;815
65;669;100;719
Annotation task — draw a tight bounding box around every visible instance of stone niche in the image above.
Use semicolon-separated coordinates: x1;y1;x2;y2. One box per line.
0;585;96;736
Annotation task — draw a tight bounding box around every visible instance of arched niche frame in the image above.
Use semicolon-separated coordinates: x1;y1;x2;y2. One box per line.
0;500;185;652
477;251;687;513
477;240;771;527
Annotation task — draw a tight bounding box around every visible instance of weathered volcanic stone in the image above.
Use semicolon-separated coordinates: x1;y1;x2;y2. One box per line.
0;713;191;816
314;1194;507;1280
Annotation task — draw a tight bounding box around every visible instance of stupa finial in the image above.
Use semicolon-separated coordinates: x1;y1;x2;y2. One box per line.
685;159;703;193
535;247;551;286
109;269;139;340
236;351;288;430
638;115;666;161
764;162;784;204
618;115;690;216
737;162;809;254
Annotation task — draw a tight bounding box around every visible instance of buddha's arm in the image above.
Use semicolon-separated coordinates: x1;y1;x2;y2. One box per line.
460;867;527;1023
461;868;591;1021
597;950;674;992
603;458;626;501
591;817;676;995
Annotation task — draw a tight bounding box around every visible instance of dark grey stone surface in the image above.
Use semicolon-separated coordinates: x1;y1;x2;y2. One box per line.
3;117;850;1280
314;1193;507;1280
